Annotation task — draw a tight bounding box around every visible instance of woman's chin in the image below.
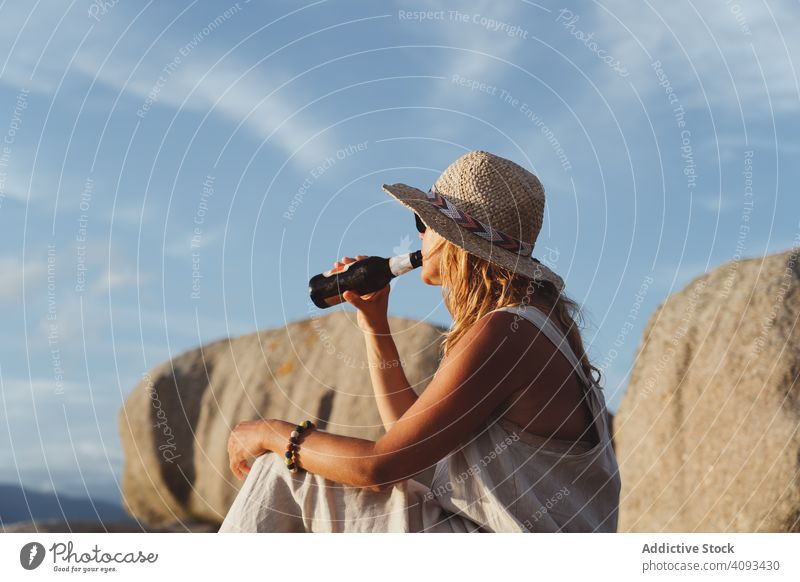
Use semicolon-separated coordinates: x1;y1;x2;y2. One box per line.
420;272;440;286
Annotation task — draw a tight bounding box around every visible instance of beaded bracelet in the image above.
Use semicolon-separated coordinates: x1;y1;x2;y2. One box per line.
284;420;315;473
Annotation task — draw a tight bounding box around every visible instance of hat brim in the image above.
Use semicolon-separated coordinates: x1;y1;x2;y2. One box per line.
381;183;565;292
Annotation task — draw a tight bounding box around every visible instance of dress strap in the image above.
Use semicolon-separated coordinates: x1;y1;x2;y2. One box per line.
488;304;609;445
489;304;593;389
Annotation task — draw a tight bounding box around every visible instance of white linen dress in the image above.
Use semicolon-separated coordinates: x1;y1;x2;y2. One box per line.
219;304;621;532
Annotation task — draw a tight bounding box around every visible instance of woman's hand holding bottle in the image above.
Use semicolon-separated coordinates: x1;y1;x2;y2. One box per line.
334;255;391;333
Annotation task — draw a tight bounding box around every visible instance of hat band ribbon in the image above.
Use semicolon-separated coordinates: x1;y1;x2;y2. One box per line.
425;184;538;260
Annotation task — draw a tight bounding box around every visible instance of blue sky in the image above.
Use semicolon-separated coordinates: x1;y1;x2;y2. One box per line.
1;0;798;503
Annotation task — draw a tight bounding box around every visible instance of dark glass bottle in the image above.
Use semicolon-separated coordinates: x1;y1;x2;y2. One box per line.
309;251;423;309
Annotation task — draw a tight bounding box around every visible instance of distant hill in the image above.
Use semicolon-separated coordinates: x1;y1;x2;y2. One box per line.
0;483;133;526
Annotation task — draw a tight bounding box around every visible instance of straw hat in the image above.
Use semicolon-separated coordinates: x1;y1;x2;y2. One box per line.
381;150;565;293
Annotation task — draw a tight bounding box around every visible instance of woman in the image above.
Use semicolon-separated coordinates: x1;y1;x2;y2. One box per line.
219;150;621;532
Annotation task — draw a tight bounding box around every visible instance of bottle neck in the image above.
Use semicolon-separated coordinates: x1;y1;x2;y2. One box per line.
388;252;421;277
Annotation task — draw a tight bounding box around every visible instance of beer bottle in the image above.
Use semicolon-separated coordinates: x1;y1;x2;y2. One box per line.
309;250;423;309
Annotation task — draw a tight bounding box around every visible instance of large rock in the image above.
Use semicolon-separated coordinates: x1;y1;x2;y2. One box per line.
615;248;800;532
118;310;445;527
2;519;217;533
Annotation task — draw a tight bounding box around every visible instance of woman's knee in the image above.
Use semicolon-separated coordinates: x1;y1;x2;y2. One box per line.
247;451;284;478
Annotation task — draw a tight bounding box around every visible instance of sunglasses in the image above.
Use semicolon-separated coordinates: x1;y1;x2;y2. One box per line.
414;213;427;234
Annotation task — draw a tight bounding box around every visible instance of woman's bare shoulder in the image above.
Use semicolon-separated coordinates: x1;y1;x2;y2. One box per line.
448;309;553;380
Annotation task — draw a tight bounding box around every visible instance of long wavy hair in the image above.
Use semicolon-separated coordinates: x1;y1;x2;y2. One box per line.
432;235;603;388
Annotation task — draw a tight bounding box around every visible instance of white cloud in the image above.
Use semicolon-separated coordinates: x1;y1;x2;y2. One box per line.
436;0;531;85
595;0;800;114
0;168;33;204
167;61;340;167
0;377;124;500
88;265;140;295
0;242;152;343
710;133;800;164
696;194;740;213
0;3;340;166
399;0;538;116
0;256;46;300
165;224;223;259
389;1;582;191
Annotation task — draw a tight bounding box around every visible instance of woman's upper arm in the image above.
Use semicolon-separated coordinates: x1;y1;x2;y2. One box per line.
371;311;530;487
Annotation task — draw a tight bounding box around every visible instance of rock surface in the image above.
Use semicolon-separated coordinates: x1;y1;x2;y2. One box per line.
3;519;218;533
615;248;800;532
118;310;445;527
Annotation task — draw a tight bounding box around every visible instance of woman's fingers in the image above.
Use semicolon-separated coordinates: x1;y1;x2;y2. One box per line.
334;255;368;269
333;256;356;271
227;439;236;478
229;450;241;477
228;437;243;479
343;290;365;308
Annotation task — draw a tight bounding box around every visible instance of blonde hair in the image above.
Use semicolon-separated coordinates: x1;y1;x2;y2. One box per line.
433;235;603;387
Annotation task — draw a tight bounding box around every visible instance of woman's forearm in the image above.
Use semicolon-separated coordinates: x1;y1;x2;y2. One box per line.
362;322;418;431
261;419;386;491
